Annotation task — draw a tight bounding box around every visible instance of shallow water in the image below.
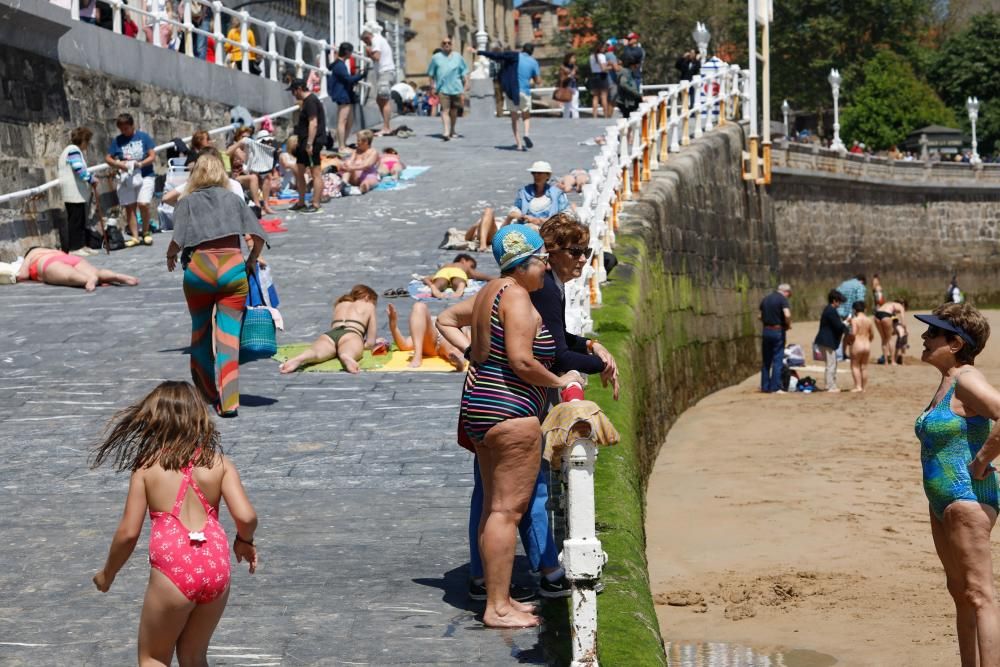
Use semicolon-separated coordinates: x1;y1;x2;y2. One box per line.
666;641;837;667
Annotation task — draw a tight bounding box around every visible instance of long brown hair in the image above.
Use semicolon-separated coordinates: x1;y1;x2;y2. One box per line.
91;381;222;472
335;284;378;305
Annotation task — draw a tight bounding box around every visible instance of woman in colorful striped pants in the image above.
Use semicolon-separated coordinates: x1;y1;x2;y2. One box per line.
167;151;268;417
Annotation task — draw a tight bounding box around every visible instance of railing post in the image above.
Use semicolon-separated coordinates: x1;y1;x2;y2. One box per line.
112;0;122;35
617;119;631;200
641;106;652;182
692;75;703;139
680;82;691;147
267;22;278;81
649;99;661;171
740;67;750;121
152;9;163;47
318;42;329;96
703;75;714;133
183;0;194;56
669;90;681;153
294;31;304;78
563;433;606;667
240;13;250;73
658;95;670;164
212;2;224;66
71;0;80;22
718;71;728;125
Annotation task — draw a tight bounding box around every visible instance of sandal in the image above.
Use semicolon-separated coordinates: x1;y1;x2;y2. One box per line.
142;233;154;246
124;237;141;248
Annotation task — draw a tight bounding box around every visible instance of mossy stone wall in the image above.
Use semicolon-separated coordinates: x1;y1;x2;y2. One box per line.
589;123;777;665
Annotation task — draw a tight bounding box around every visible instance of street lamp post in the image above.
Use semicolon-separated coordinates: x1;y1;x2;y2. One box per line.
470;0;490;79
828;68;845;152
781;99;790;139
967;96;982;165
692;22;710;63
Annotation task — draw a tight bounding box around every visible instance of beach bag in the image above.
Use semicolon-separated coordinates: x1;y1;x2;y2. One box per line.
105;219;126;251
239;266;277;363
553;85;573;103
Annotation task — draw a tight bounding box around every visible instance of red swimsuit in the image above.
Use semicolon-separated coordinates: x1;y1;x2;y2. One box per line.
148;458;231;603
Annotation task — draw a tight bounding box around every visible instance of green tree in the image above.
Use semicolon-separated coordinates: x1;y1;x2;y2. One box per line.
770;0;936;125
928;12;1000;155
840;50;955;150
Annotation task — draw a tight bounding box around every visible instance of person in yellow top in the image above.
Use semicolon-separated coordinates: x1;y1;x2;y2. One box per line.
224;20;260;74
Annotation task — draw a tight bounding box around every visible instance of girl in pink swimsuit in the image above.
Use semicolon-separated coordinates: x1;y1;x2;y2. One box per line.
91;381;259;665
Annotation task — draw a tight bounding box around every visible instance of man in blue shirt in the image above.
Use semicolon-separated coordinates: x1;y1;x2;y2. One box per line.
427;37;469;141
105;112;157;247
835;275;866;320
475;43;539;151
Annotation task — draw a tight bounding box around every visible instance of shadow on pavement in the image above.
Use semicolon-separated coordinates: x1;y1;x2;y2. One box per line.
240;394;278;408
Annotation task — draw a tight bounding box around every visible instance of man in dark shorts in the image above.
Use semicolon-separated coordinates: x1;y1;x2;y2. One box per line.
288;78;326;214
759;283;792;393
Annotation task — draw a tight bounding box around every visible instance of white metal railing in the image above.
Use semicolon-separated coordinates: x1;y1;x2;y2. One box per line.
0;102;315;207
69;0;330;88
557;64;749;667
564;64;750;337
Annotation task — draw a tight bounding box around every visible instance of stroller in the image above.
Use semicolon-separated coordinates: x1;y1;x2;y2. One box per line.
157;157;189;231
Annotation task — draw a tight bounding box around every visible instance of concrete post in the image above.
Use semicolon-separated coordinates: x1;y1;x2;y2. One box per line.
152;10;162;47
562;432;606;667
267;22;278;81
669;89;681;153
692;75;703;139
183;1;194;57
471;0;490;80
364;0;376;24
112;0;122;35
239;14;250;73
71;0;80;22
294;31;305;77
680;83;691;146
703;75;714;133
212;2;223;66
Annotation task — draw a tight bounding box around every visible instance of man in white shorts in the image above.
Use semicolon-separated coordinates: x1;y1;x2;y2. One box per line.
362;25;396;135
105;113;157;247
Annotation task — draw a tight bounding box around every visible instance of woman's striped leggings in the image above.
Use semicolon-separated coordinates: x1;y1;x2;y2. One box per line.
183;249;248;413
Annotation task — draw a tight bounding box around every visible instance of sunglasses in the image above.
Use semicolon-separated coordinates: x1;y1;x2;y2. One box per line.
555;246;593;260
442;41;452;46
532;253;550;264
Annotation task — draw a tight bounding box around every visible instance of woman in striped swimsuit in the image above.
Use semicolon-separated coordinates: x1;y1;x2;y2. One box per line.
167;152;268;418
453;224;582;628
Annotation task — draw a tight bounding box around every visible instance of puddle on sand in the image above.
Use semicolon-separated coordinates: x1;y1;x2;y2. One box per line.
666;641;837;667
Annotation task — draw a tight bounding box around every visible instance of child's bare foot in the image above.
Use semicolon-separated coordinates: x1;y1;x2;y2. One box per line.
483;607;540;628
279;358;304;374
117;275;139;286
851;388;864;392
342;357;361;374
409;355;422;368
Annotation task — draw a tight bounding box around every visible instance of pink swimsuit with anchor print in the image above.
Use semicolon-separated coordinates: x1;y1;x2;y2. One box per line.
148;455;231;603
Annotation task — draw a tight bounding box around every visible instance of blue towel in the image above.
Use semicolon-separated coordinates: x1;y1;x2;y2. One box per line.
399;166;431;180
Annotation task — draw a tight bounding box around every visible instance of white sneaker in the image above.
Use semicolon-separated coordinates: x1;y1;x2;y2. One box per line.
69;248;91;256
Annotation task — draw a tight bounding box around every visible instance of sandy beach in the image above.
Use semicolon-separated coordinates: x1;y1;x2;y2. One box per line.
646;310;1000;666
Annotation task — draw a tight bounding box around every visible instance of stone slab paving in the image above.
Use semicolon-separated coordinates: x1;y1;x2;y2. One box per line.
0;114;607;666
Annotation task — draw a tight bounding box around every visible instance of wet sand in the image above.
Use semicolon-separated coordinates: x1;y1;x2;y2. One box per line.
646;310;1000;666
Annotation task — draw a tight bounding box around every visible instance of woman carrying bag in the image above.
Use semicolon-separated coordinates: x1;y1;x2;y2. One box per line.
556;53;579;119
167;151;268;418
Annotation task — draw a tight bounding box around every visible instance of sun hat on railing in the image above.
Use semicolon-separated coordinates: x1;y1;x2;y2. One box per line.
493;224;545;271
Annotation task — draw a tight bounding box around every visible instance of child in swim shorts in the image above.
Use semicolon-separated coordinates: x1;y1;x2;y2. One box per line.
91;381;259;665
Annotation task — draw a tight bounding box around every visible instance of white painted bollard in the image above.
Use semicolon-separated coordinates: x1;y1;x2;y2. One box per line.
692;75;703;139
669;91;681;153
294;30;304;78
152;10;162;47
562;430;607;667
182;0;194;56
239;13;250;73
111;0;122;35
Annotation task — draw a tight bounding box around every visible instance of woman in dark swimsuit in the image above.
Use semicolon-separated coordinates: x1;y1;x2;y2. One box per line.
278;284;378;374
875;299;907;365
442;224;581;628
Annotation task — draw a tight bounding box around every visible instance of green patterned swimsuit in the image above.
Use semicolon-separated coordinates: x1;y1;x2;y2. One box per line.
915;377;999;520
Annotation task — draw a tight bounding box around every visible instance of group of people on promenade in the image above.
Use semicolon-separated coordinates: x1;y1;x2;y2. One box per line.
60;98;621;658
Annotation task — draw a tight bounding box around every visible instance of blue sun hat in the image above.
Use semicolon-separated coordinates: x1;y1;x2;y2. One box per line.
493;224;545;271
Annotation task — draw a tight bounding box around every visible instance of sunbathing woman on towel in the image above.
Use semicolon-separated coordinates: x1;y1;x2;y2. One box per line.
279;284;377;374
387;302;466;370
16;247;138;291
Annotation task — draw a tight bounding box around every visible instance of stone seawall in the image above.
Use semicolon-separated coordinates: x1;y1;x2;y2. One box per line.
618;123;777;477
771;168;1000;319
591;122;777;663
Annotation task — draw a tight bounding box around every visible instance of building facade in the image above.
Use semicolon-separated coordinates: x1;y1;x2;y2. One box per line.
513;0;568;73
404;0;515;84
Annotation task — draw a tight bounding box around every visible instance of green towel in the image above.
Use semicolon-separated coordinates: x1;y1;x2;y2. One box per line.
273;344;387;372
